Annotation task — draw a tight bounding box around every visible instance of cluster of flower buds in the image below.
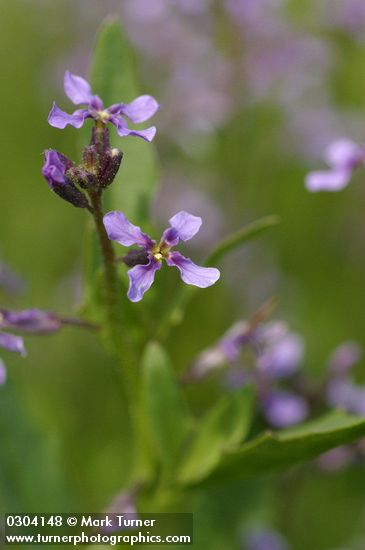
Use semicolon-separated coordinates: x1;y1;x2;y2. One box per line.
42;71;159;208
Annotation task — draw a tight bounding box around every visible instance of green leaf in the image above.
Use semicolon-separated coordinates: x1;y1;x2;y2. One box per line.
205;215;279;265
193;411;365;486
90;18;159;222
177;386;254;485
141;342;191;467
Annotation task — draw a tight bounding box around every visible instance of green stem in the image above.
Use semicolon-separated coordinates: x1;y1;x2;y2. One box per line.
88;189;150;484
88;189;137;395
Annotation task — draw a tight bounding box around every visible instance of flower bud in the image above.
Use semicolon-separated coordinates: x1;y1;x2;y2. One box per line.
99;148;123;187
121;249;149;267
66;166;97;189
42;150;89;208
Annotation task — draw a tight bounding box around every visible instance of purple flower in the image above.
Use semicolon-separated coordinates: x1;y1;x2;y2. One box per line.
48;71;159;142
0;308;64;385
0;259;25;295
42;149;89;208
262;390;308;429
0;308;61;334
305;138;365;192
103;210;220;302
0;331;25;356
190;319;308;428
327;341;362;377
0;330;26;386
246;528;290;550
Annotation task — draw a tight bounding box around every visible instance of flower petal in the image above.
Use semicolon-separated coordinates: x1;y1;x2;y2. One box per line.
0;332;26;356
162;211;202;246
0;359;6;385
262;391;308;428
48;103;89;129
305;168;351;192
110;117;157;142
64;71;93;105
42;149;72;187
324;138;362;169
103;211;154;248
119;95;159;123
127;260;161;302
167;251;220;288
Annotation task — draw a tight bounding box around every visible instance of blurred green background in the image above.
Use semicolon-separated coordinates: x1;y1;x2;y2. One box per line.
1;1;365;548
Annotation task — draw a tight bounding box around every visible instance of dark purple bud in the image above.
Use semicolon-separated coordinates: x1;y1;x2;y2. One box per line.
99;148;123;187
66;166;97;189
42;150;89;208
121;249;150;268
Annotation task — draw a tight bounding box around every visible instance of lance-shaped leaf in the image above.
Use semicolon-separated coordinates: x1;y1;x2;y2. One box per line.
205;215;279;265
187;411;365;486
177;386;254;485
141;342;191;467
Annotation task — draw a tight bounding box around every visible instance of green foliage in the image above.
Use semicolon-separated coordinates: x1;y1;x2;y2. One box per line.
141;342;191;469
197;411;365;486
205;215;280;265
177;386;254;485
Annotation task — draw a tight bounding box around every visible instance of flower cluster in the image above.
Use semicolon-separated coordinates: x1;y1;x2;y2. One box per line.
44;70;221;304
42;71;159;209
189;317;307;428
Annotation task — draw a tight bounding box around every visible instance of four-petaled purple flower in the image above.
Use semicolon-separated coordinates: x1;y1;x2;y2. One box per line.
103;210;221;302
305;138;365;192
48;71;159;142
0;308;62;385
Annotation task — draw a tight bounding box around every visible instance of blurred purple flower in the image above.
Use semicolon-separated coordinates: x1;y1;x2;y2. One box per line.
103;210;220;302
246;528;290;550
316;445;356;473
0;329;26;386
305;138;365;192
103;488;138;533
262;390;308;428
0;308;61;334
48;71;159;142
0;308;64;385
325;340;365;416
0;259;25;295
191;319;307;428
321;0;365;39
328;341;362;377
